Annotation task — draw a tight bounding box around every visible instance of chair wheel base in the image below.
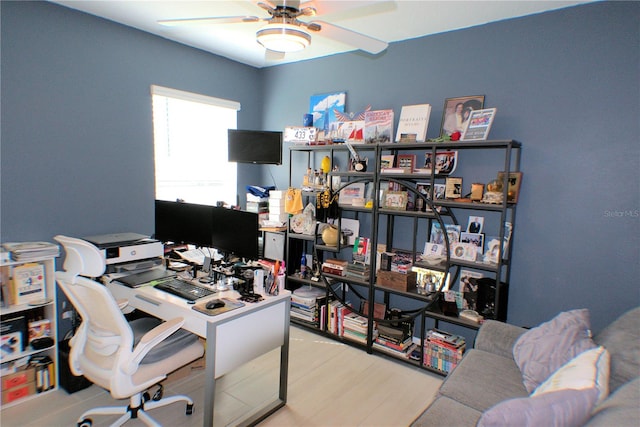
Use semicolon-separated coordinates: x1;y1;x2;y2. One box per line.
186;403;194;415
78;419;92;427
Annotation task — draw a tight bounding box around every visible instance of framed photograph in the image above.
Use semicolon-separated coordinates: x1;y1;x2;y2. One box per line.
451;242;477;261
380;154;395;169
460;232;484;255
462;108;497;141
446;224;461;244
338;182;365;206
466;216;484;233
445;177;463;199
460;269;484;311
440;95;485;137
415;182;445;212
396;154;416;172
497;171;523;203
383;191;408;210
425;151;458;175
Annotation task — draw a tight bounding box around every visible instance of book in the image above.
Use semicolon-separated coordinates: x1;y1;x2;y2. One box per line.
395;104;431;142
353;237;371;265
340;218;360;246
10;262;46;305
364;109;394;143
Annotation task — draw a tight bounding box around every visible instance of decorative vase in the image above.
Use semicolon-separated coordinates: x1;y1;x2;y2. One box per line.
321;225;339;246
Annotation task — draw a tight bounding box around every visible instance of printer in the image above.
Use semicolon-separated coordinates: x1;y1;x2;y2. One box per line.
82;232;164;274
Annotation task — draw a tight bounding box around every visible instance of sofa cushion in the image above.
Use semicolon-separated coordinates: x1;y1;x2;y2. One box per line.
586;377;640;427
593;306;640;393
410;396;481;427
477;387;598;427
513;309;596;393
438;349;527;412
533;346;610;405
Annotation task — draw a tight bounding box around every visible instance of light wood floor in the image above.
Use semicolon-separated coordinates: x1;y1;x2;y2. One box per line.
1;326;442;426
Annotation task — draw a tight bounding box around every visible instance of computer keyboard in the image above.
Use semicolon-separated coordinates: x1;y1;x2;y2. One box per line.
154;278;215;301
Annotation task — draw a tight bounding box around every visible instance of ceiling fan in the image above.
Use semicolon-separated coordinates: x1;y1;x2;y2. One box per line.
157;0;389;55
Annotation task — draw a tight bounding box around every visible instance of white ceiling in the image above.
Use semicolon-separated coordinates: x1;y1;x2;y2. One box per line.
50;0;592;68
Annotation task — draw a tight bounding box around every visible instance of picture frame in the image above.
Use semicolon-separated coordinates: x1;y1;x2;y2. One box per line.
451;242;477;261
440;95;485;137
415;182;445;212
460;232;484;255
380;154;395;169
497;171;523;203
382;190;408;210
396;154;416;172
338;182;365;206
425;151;458;175
445;177;463;199
466;216;484;233
461;108;497;141
309;92;346;132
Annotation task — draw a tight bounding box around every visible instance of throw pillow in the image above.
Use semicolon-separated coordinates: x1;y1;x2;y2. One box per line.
477;388;598;427
533;346;610;406
513;309;596;393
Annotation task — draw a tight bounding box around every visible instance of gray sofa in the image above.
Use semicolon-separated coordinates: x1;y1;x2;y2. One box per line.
412;307;640;426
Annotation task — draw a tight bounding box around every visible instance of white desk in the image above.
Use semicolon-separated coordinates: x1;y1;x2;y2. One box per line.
106;279;290;427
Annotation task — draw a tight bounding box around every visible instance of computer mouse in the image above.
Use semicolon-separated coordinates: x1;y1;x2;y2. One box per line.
206;299;225;310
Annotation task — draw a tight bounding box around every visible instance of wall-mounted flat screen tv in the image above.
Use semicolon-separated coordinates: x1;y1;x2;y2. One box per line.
228;129;282;165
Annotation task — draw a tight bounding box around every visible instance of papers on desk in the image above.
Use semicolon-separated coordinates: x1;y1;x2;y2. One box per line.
175;247;223;265
3;242;60;261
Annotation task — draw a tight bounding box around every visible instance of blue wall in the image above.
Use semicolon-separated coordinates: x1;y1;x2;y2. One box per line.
2;1;638;332
1;1;263;240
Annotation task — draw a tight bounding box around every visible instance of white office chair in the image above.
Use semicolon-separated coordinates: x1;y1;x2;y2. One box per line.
54;235;205;427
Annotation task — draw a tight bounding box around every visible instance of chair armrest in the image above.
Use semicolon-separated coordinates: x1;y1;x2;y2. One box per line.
474;320;527;359
124;317;185;374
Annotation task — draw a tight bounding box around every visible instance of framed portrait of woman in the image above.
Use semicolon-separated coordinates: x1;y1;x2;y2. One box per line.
440;95;485;137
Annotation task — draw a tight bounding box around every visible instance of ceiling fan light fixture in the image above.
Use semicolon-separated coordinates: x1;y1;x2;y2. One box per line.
256;23;311;53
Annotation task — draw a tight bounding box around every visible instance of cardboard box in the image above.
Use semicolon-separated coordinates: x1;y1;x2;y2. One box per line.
2;381;36;404
1;367;36;404
1;367;35;389
376;270;417;292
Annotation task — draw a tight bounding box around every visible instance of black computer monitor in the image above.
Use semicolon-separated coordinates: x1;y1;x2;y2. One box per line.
211;207;259;261
154;200;215;248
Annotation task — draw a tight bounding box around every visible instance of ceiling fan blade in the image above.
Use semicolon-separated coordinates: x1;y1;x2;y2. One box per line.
256;1;277;13
303;0;395;18
158;16;262;27
311;20;388;54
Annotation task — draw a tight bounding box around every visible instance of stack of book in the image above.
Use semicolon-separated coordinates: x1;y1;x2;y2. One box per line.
2;242;59;262
290;287;325;328
321;258;347;276
373;323;416;359
342;311;371;345
344;262;370;282
423;329;466;374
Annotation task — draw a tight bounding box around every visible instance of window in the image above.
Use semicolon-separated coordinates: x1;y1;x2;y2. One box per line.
151;85;240;206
